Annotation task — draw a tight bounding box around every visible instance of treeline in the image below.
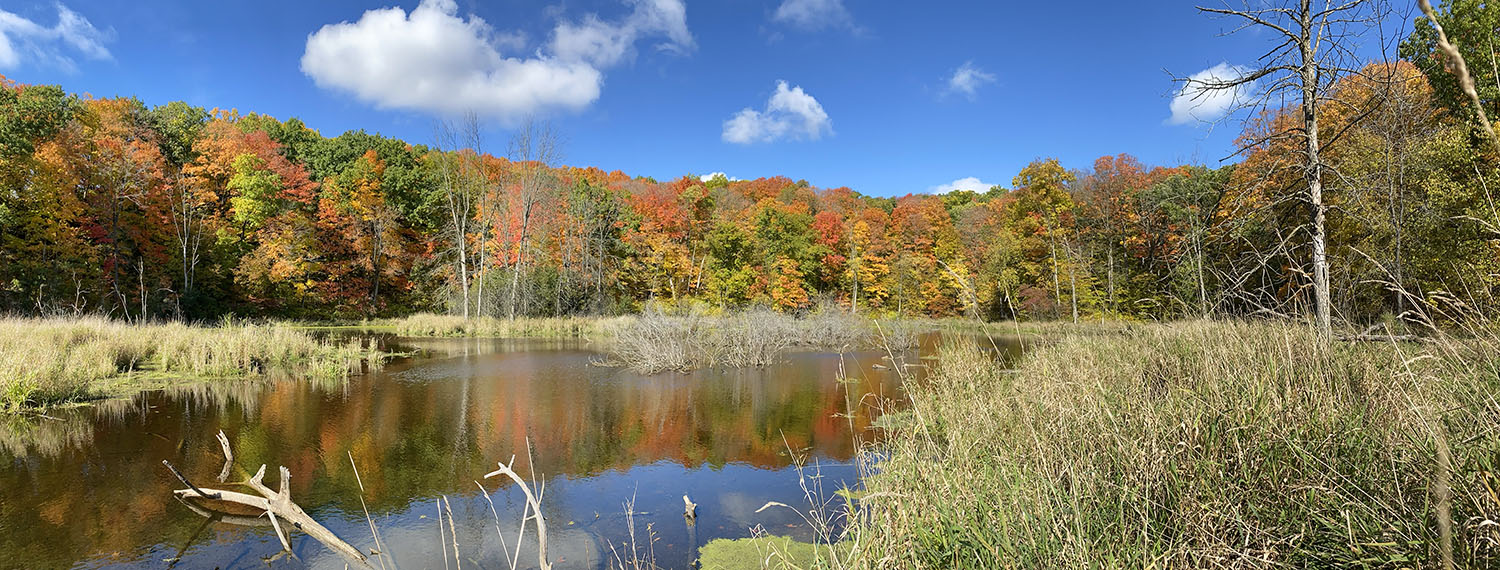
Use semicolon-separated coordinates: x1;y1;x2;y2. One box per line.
0;8;1495;323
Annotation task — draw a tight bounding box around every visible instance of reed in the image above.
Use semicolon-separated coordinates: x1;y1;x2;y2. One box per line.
0;316;381;410
382;313;608;338
854;320;1500;568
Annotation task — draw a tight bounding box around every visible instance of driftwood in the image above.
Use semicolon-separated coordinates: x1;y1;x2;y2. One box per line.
484;454;552;570
215;430;234;483
1337;323;1420;343
164;431;373;568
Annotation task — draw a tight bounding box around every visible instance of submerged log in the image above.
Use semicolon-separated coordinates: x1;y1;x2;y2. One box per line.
164;436;373;568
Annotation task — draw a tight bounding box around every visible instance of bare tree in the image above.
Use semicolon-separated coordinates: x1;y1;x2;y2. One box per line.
1183;0;1392;338
462;113;493;317
96;143;155;321
504;118;561;321
1341;63;1433;320
566;178;622;314
167;171;206;315
433;119;474;319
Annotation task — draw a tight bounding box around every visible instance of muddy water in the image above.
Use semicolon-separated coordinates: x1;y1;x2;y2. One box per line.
0;335;1019;569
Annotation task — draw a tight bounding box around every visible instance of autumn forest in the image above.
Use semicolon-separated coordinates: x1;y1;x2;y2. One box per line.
7;0;1500;568
2;11;1496;327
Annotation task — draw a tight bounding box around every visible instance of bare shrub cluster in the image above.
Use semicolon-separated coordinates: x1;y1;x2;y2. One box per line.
605;308;887;374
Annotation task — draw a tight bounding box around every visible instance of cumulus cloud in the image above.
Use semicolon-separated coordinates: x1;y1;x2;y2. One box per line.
943;61;995;100
928;177;997;194
301;0;693;122
551;0;694;66
772;0;855;31
0;3;111;71
1168;62;1256;125
722;81;832;144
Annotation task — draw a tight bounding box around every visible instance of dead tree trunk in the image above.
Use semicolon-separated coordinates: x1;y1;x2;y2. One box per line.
1297;0;1332;337
164;433;373;568
1188;0;1389;338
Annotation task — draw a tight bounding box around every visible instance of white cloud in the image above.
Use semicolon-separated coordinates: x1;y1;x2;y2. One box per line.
0;3;111;71
698;172;739;182
928;177;997;194
772;0;855;31
301;0;693;122
551;0;694;67
943;61;995;100
722;80;832;144
1168;62;1256;125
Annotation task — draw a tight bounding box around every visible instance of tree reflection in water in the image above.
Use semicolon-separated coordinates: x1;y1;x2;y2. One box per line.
0;335;1019;569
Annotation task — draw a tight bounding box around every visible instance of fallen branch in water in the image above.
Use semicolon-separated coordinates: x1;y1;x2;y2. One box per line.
164;435;373;568
484;448;552;570
215;430;233;483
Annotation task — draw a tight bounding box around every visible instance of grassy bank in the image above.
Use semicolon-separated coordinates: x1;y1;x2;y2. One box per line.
0;317;382;410
856;321;1500;568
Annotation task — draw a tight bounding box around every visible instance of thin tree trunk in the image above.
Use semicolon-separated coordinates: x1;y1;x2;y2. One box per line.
1299;0;1331;338
508;204;532;321
477;235;487;317
110;194;130;320
852;260;859;315
1195;231;1208;317
1107;247;1115;313
369;219;382;314
459;236;470;319
1049;234;1062;320
1069;253;1078;324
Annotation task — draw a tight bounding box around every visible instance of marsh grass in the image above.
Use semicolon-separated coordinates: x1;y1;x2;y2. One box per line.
0;317;382;410
359;310;937;374
854;320;1500;568
383;313;610;338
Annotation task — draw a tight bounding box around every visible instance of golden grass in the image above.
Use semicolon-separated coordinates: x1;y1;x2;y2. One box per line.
855;320;1500;568
381;312;613;338
0;317;380;410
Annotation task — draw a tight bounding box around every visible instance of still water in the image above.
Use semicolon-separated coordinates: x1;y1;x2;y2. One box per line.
0;336;1013;569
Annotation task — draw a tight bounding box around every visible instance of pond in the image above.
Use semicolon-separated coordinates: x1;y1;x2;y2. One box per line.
0;334;1020;569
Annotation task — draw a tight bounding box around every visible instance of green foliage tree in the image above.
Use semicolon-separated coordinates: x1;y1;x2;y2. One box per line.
1401;0;1500;121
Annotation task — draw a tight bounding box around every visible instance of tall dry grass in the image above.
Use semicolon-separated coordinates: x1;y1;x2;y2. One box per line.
855;321;1500;568
0;317;380;410
384;313;608;338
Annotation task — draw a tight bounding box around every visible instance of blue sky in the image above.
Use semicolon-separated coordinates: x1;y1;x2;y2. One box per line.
0;0;1415;197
